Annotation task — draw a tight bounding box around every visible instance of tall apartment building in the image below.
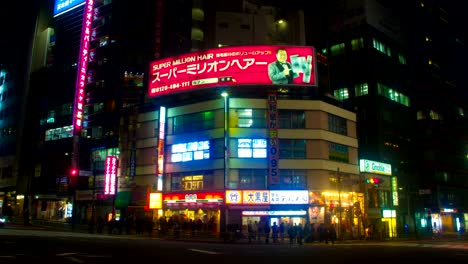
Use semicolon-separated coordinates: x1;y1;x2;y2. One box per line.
316;0;467;235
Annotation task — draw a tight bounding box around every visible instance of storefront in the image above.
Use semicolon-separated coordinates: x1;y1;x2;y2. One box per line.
162;192;223;235
226;190;309;235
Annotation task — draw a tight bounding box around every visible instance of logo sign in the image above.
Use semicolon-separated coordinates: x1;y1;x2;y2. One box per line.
163;192;224;203
225;190;243;204
243;190;270;204
359;159;392;175
104;156;118;195
270;190;309;204
53;0;86;16
149;45;316;97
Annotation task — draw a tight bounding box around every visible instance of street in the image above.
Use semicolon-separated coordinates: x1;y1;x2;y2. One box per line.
1;226;467;264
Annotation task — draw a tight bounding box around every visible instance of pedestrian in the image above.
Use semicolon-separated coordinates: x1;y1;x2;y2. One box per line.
271;222;279;243
279;222;285;243
288;224;297;245
296;223;303;245
248;221;255;243
264;221;271;244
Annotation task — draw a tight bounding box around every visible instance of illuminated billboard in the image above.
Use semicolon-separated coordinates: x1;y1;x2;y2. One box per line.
104;156;118;195
359;159;392;175
72;0;93;135
53;0;86;16
149;45;316;97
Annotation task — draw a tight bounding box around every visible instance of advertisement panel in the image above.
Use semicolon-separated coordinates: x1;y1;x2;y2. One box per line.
149;45;316;97
53;0;86;16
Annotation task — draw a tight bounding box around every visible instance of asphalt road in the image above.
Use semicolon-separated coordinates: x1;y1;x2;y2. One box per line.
1;226;467;264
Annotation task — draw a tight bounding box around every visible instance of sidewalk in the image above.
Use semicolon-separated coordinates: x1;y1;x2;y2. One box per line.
4;220;467;244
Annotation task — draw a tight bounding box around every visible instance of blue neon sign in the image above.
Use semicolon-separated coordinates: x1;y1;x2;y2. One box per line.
53;0;86;16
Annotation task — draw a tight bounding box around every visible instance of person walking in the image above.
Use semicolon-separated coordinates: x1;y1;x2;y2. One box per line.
288;223;297;245
248;221;255;243
271;222;279;243
279;222;285;243
264;221;271;244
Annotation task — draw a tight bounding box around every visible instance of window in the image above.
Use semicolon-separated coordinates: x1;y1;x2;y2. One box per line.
170;111;215;134
44;125;73;141
333;88;349;100
61;103;73;116
237;109;266;128
279;169;307;189
278;110;305;128
372;38;391;57
237;139;267;158
328;142;349;163
328;114;347;135
239;169;267;189
398;54;406;65
351;38;364;50
330;43;345;56
279;139;306;158
181;175;204;190
171;140;210;162
354;83;368;96
170;171;213;191
377;83;410;107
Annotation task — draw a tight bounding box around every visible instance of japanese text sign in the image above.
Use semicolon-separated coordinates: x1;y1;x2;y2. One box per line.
149;45;316;97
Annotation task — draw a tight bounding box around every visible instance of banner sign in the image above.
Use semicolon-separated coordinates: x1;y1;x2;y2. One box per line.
149;45;316;97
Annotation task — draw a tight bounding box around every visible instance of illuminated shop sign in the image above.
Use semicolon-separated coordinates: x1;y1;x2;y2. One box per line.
171;140;210;162
225;190;308;205
270;190;309;204
242;210;307;216
163;192;224;203
268;93;279;185
149;45;316;97
53;0;86;16
157;106;166;191
72;0;93;135
359;159;392;175
104;156;118;195
149;192;162;209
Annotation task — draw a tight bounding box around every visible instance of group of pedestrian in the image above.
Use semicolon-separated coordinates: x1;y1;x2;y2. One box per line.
318;223;337;244
247;221;305;245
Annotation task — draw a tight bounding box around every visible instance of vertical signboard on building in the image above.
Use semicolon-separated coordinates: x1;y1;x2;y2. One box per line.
157;106;166;191
104;156;118;195
72;0;94;135
267;93;279;185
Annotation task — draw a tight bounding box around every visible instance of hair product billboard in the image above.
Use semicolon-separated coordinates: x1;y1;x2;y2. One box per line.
149;45;316;97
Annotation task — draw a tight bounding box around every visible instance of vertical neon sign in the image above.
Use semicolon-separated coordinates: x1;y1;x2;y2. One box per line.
157;106;166;191
104;156;118;195
268;93;280;185
72;0;94;135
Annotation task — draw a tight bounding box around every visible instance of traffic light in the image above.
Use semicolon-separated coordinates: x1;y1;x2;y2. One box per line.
70;168;78;176
365;177;382;186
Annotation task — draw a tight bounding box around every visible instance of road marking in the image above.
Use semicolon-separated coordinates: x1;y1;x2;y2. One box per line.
188;249;220;255
56;252;79;256
67;256;85;263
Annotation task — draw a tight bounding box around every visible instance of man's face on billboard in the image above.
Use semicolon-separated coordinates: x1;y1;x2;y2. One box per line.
276;49;287;63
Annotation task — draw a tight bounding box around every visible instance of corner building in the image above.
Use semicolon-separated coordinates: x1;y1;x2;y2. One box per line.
127;72;363;238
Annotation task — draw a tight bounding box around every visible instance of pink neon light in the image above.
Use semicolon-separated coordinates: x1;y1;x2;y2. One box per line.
104;156;118;195
149;45;316;97
72;0;94;135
